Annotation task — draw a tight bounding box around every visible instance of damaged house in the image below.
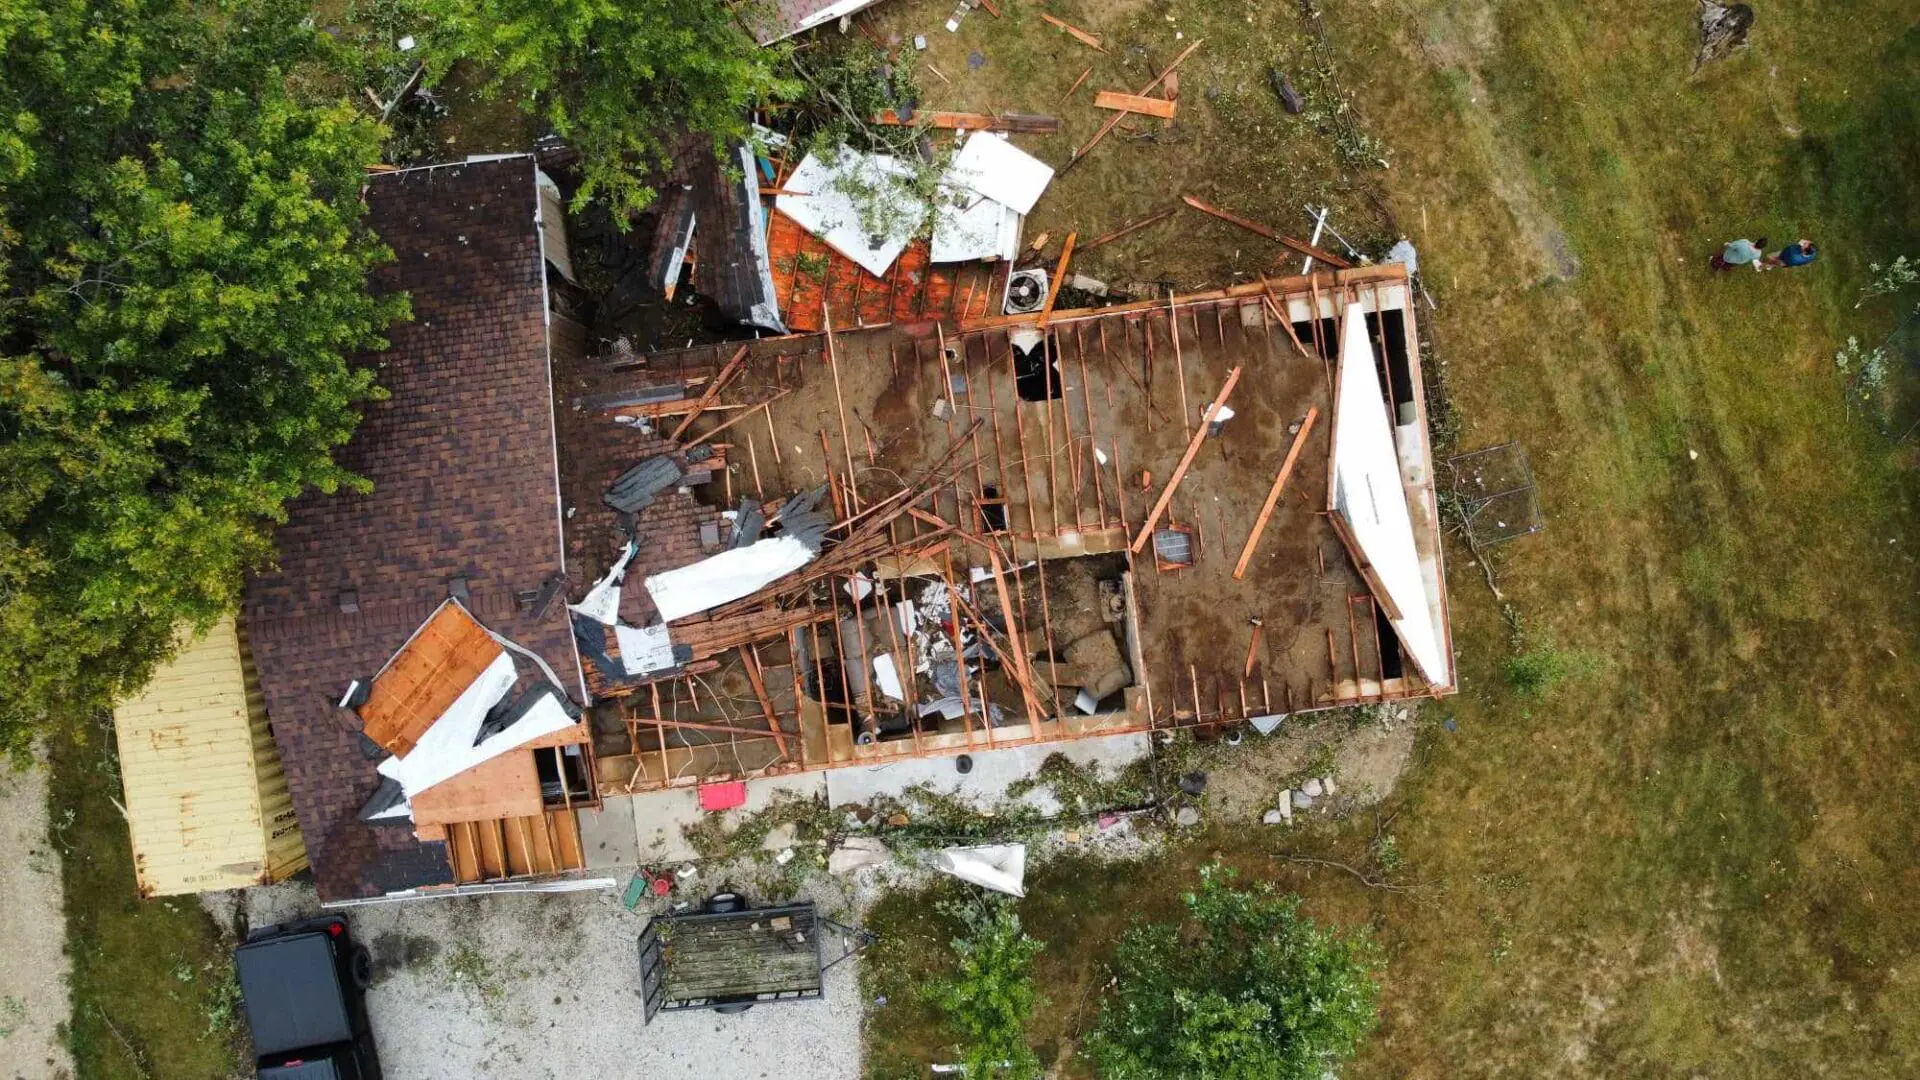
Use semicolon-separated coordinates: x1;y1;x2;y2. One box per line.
233;134;1452;905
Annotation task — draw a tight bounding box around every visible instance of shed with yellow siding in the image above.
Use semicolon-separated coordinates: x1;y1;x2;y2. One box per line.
112;616;307;896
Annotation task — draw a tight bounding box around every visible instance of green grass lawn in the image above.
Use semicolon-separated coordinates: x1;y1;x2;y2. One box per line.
863;0;1920;1076
49;728;250;1079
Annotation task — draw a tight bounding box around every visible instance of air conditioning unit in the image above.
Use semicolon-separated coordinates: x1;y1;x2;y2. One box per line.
1003;269;1048;315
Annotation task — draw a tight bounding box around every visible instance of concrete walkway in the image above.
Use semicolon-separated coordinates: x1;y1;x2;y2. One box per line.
0;759;73;1080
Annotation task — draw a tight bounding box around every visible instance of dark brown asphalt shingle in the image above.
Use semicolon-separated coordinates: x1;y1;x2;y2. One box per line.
243;156;581;902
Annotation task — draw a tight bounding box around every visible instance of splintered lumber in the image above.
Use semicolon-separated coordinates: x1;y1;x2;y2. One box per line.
1039;12;1104;51
1129;366;1242;554
1179;196;1353;269
872;109;1060;134
1231;406;1320;580
1079;206;1178;252
739;645;791;761
684;387;794;449
668;345;750;442
1068;39;1202;169
1062;65;1093;103
1094;91;1177;119
977;0;1000;13
1036;232;1076;327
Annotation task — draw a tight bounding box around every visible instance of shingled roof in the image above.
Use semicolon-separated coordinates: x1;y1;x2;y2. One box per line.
243;156;583;902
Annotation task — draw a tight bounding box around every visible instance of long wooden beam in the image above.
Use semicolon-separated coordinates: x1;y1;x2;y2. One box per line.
739;645;791;761
872;109;1060;134
1180;196;1353;269
1037;232;1076;328
1231;406;1320;579
1079;206;1178;252
683;387;794;448
667;345;750;442
1128;366;1242;553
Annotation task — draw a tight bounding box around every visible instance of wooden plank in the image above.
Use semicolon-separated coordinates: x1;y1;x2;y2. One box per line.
1036;232;1076;328
1129;367;1243;553
1231;406;1320;579
683;388;794;449
1039;12;1104;51
739;645;792;762
1079;206;1178;252
1094;91;1177;119
476;819;506;880
1062;65;1093;103
409;751;543;825
448;822;480;883
360;603;504;757
551;810;585;870
1180;195;1353;269
667;345;751;442
1068;39;1202;168
872;109;1060;134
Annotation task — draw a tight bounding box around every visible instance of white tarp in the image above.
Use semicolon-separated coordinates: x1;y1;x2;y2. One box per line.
614;623;677;675
375;653;578;797
645;535;817;623
570;542;636;625
946;132;1053;215
1329;302;1446;682
776;150;928;277
931;192;1021;263
935;843;1028;897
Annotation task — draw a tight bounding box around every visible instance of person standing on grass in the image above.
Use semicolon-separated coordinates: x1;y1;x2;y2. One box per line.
1711;235;1769;271
1769;238;1819;268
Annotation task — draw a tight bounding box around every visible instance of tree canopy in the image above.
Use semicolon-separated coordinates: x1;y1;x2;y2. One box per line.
0;0;403;758
1085;866;1383;1080
421;0;794;219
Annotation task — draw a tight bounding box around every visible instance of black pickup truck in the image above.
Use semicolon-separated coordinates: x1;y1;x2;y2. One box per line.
234;917;382;1079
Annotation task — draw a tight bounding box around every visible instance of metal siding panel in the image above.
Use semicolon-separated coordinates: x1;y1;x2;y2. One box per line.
113;617;289;895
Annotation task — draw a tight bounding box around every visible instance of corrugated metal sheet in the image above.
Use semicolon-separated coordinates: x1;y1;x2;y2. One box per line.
113;617;309;896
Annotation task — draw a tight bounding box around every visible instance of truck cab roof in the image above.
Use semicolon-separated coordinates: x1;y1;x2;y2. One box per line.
236;931;354;1057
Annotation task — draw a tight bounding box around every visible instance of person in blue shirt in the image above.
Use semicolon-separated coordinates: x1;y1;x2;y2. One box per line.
1769;238;1818;268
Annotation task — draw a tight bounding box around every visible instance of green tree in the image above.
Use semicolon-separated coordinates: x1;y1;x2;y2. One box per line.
0;0;403;759
924;897;1045;1079
1085;866;1382;1080
421;0;794;219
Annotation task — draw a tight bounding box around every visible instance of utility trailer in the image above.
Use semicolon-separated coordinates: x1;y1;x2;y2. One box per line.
636;893;868;1023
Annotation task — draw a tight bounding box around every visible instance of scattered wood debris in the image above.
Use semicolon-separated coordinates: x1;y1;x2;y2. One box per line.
1094;91;1177;119
1079;206;1179;252
1067;39;1202;170
872;109;1060;134
1039;12;1105;52
1180;195;1353;269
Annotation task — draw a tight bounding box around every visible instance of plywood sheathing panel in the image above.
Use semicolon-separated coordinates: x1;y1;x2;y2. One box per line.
359;601;505;757
408;750;543;826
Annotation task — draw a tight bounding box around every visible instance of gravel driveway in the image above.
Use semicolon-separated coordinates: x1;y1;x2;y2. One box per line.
242;880;864;1080
0;760;73;1080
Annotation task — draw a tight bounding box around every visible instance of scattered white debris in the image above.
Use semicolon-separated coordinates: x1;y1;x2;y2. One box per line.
935;843;1027;897
645;536;817;622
